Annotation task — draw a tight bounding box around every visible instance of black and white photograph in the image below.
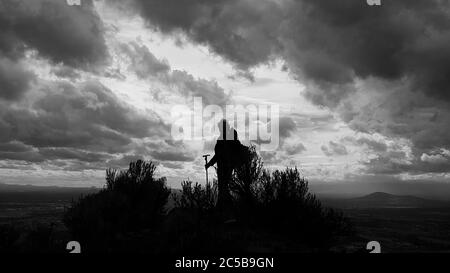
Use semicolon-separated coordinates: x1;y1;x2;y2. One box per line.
1;0;450;268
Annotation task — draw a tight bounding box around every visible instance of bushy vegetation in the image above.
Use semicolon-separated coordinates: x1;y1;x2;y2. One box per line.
169;146;353;251
175;180;217;213
232;148;352;248
63;160;170;252
63;150;353;252
0;221;70;253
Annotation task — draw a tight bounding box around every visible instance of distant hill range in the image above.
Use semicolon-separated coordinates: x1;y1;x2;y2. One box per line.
0;183;99;203
322;192;450;209
0;183;99;193
1;183;448;209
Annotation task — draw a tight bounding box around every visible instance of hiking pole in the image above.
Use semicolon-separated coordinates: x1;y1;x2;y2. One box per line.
203;154;210;185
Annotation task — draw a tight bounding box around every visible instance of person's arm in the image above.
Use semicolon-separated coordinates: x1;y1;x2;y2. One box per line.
206;154;217;169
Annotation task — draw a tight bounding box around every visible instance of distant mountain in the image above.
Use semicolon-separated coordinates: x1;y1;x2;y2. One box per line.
0;183;100;203
322;192;449;209
0;182;99;193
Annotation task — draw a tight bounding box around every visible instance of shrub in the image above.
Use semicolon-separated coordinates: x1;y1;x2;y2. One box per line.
230;146;262;205
230;148;353;249
63;154;353;252
172;160;351;251
63;160;170;252
175;180;217;214
0;223;64;253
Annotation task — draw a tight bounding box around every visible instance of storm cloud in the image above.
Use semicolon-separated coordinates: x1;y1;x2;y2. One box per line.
119;41;231;106
120;0;450;176
0;57;35;100
0;80;170;169
2;0;450;185
119;0;450;102
0;0;109;101
0;0;109;68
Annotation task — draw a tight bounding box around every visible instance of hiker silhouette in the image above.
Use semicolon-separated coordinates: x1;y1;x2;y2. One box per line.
205;119;248;216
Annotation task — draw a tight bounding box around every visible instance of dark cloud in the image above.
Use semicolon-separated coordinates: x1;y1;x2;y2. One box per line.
291;0;450;105
121;0;450;175
0;0;109;101
0;141;33;153
339;84;450;173
0;57;35;100
168;70;230;106
279;116;296;138
0;0;109;68
121;0;282;70
0;150;44;163
2;81;168;150
121;0;450;103
0;80;170;167
321;141;348;156
120;42;170;78
120;41;231;106
2;0;450;180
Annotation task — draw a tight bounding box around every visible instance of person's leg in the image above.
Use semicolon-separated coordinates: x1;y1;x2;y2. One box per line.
217;162;226;211
220;164;235;221
222;166;232;206
217;162;232;217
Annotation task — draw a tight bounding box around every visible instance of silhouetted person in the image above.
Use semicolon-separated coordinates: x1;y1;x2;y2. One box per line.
205;119;245;218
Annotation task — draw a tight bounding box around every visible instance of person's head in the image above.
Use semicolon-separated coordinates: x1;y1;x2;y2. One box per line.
218;119;237;140
218;119;231;136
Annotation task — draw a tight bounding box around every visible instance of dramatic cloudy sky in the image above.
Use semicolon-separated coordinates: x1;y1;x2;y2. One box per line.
1;0;450;195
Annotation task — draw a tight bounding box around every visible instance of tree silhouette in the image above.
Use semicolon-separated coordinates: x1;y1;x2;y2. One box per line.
63;154;353;252
63;160;170;252
175;180;217;213
172;148;353;251
229;149;352;249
